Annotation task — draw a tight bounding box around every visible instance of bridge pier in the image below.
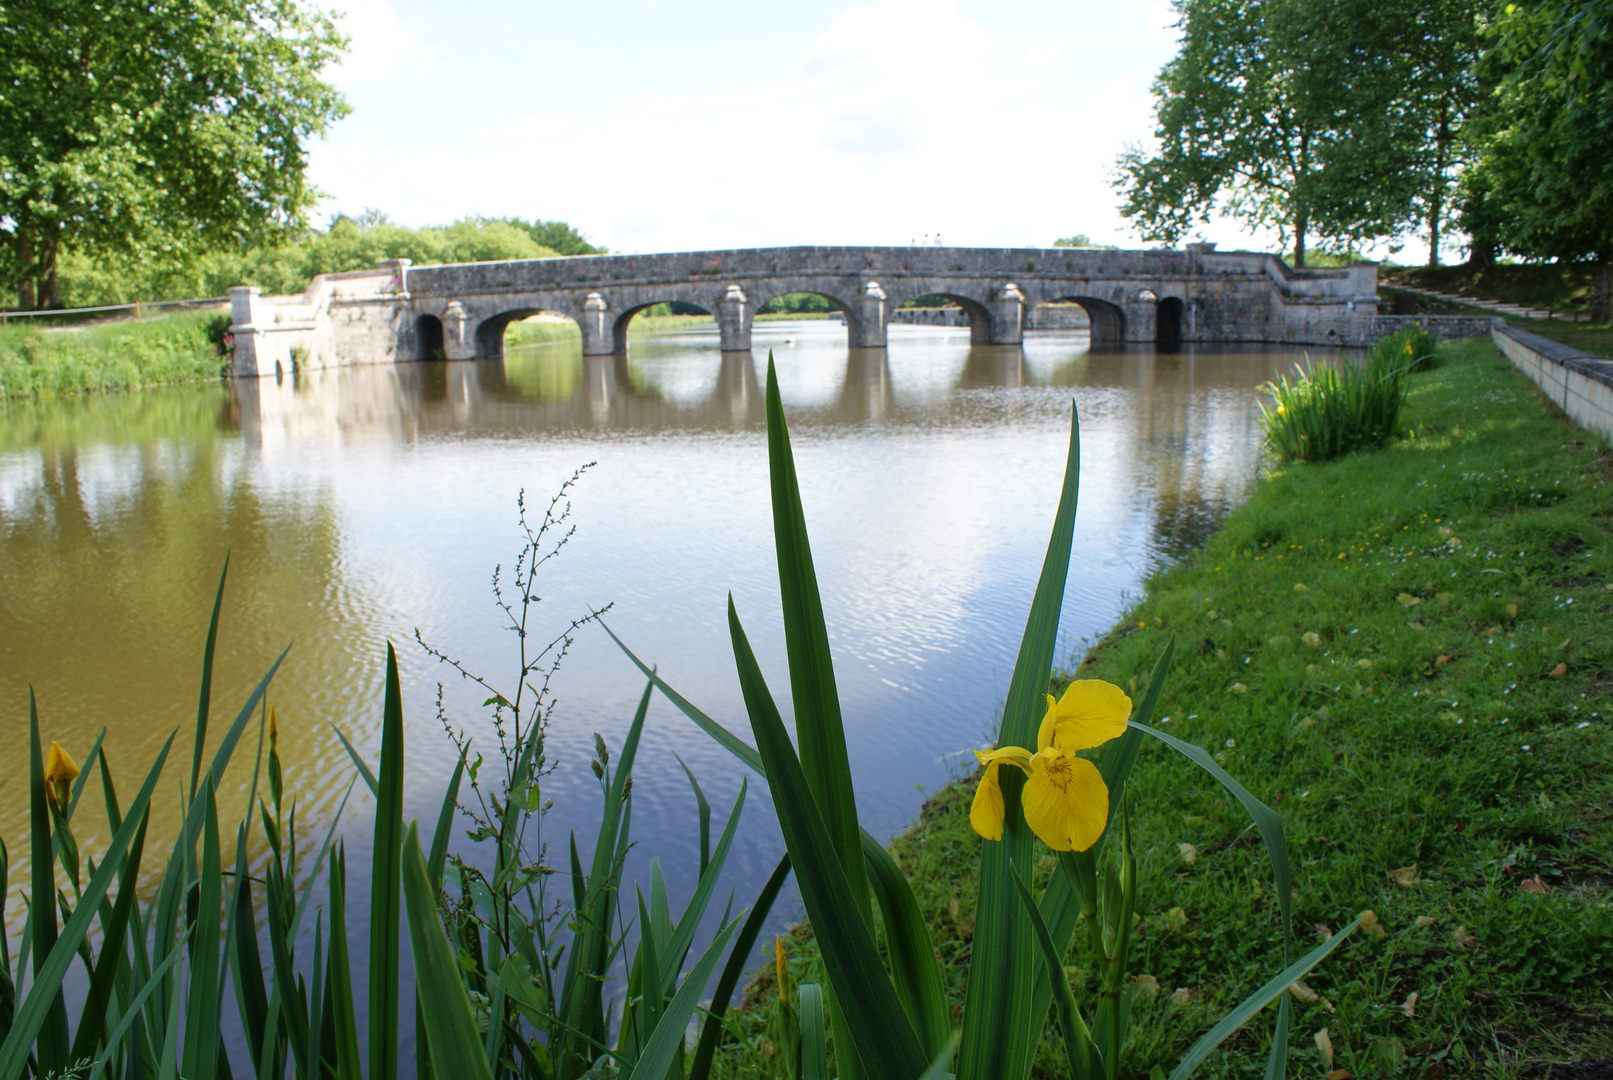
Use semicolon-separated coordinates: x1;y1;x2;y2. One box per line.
581;292;614;356
987;282;1027;345
849;281;890;348
718;284;753;352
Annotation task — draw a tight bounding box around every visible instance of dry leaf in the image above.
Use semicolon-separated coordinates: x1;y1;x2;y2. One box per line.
1358;910;1386;938
1178;842;1198;865
1171;987;1192;1005
1229;682;1248;694
1452;926;1478;950
1289;979;1319;1002
1315;1029;1335;1070
1134;974;1160;996
1520;875;1552;894
1414;915;1436;928
1166;907;1188;931
1397;593;1423;607
1548;662;1567;678
1506;603;1518;617
1389;866;1419;888
1438;526;1453;538
1357;658;1374;669
1402;992;1419;1017
1435;653;1454;668
950;898;960;921
1303;632;1322;647
1294;582;1310;592
1327;1071;1354;1080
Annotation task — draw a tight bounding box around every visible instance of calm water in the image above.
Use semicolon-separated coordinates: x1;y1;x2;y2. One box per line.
0;318;1327;1033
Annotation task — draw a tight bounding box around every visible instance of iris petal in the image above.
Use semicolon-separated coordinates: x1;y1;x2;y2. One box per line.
969;759;1007;841
1021;753;1109;852
1037;680;1133;753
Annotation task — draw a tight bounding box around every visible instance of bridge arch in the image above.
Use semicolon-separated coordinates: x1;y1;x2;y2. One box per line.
611;300;713;356
474;308;581;361
415;314;445;361
1042;294;1126;344
1156;296;1184;347
747;287;870;347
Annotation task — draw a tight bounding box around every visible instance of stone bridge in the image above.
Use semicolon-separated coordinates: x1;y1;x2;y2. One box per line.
227;244;1385;377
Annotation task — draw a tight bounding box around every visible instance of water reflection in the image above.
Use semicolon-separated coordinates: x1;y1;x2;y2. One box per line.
0;318;1341;995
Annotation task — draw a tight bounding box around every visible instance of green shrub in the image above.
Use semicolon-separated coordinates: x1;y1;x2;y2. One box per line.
0;312;225;399
1259;341;1414;462
1373;324;1437;372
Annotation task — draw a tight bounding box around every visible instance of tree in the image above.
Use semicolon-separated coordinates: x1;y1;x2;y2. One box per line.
1470;0;1613;319
1395;0;1484;265
1115;0;1433;267
0;0;348;309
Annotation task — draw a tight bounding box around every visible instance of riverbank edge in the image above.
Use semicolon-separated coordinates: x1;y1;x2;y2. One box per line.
0;311;228;400
709;335;1613;1079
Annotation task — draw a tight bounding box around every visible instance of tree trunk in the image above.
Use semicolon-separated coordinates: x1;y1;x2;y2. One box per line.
1594;258;1612;324
37;230;60;310
17;231;36;311
1428;108;1450;267
1292;209;1308;269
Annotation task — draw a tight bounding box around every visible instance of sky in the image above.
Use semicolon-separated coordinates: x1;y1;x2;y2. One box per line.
310;0;1431;261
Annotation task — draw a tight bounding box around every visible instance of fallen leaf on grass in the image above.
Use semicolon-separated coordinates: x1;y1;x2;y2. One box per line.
1171;987;1192;1005
1134;974;1160;996
1414;915;1437;928
1166;906;1188;930
1547;662;1567;678
1435;653;1454;668
1229;682;1248;694
1178;842;1198;865
1452;926;1478;949
1402;991;1419;1017
1327;1072;1354;1080
1398;593;1423;607
1358;910;1386;938
1289;979;1319;1002
1389;866;1419;888
1520;875;1552;894
1423;1063;1446;1080
1303;632;1322;647
1316;1029;1335;1069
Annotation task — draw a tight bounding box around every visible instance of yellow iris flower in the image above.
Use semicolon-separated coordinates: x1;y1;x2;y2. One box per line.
969;680;1131;852
45;740;80;811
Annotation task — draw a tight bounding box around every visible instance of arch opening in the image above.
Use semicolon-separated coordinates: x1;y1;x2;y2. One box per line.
1045;296;1126;344
613;300;713;353
479;310;580;360
415;314;445;361
1156;297;1184;347
894;292;991;343
750;290;856;343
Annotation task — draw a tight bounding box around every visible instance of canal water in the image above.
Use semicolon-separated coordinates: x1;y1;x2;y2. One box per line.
0;317;1330;1039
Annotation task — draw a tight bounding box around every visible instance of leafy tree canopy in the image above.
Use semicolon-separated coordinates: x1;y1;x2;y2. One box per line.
0;0;349;309
1115;0;1472;267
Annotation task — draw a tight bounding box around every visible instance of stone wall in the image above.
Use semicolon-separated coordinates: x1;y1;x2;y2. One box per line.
1492;326;1613;446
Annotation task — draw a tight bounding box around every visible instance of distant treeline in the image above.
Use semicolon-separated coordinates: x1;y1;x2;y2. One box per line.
54;213;605;308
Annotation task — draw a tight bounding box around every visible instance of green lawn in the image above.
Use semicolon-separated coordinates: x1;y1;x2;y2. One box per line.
712;337;1613;1079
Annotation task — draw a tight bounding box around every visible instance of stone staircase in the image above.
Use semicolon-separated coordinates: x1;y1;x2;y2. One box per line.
1389;283;1590;322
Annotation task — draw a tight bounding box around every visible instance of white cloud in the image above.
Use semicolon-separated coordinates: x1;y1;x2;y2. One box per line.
308;0;1183;252
328;0;429;88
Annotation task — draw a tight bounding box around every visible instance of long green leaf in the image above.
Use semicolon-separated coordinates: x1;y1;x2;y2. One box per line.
1011;863;1099;1080
181;780;224;1080
370;642;406;1080
69;803;149;1065
86;927;191;1080
657;779;746;997
191;555;230;796
1168;918;1363;1080
688;852;792;1080
25;689;70;1077
959;402;1082;1080
401;821;495;1080
799;984;829;1080
623;916;739;1080
729;597;928;1079
0;729;176;1080
861;832;950;1059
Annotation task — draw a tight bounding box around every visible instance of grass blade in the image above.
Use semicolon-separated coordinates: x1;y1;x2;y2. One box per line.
1167;918;1363;1080
427;749;466;886
657;779;746;997
729;597;928;1079
674;754;713;877
689;853;792;1080
181;780;224;1080
86;927;191;1080
401;821;495;1080
861;832;950;1059
959;403;1081;1080
370;643;406;1080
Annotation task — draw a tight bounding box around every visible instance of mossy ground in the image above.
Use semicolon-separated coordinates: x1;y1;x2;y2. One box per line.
710;337;1613;1079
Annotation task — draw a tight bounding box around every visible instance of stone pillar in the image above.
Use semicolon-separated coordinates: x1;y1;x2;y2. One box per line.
228;286;265;377
988;282;1026;345
443;300;475;360
581;293;613;355
718;284;753;352
850;281;888;348
376;257;412;294
1128;289;1159;344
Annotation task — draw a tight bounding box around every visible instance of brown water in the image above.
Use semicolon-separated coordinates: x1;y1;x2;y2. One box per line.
0;318;1329;995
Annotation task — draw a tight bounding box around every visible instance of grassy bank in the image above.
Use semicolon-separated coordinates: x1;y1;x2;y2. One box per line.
0;311;227;398
714;337;1612;1078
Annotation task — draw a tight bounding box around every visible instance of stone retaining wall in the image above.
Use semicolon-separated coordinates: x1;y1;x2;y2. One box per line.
1492;325;1613;446
1367;315;1501;342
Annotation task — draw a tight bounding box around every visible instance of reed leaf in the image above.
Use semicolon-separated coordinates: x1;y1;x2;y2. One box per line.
369;642;406;1080
191;555;229;796
799;984;829;1080
862;832;950;1060
622;916;740;1080
1011;862;1099;1080
688;852;792;1080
